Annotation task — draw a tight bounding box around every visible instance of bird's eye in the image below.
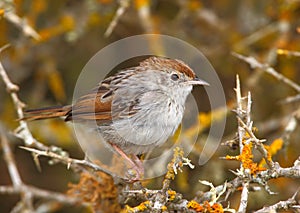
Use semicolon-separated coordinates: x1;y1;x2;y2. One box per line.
171;73;179;81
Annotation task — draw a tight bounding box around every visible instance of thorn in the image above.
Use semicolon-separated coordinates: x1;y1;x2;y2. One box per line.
33;153;42;172
67;161;71;170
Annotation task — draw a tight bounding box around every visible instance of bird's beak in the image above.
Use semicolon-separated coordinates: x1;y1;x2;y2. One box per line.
188;77;210;86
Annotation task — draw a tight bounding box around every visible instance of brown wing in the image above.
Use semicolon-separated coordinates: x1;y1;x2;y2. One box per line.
66;81;113;124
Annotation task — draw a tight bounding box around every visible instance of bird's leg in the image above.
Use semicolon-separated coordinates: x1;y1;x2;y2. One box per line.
132;155;144;176
111;144;144;180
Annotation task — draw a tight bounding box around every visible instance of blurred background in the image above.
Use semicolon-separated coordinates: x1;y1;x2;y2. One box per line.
0;0;299;212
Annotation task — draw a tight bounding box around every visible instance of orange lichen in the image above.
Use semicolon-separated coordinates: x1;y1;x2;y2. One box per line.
0;8;5;17
260;138;283;167
187;200;204;212
38;15;74;42
167;190;176;201
124;201;151;213
161;205;168;211
134;0;150;9
67;171;121;212
60;15;75;31
211;203;225;213
277;48;290;55
187;200;224;213
226;142;266;175
187;0;202;11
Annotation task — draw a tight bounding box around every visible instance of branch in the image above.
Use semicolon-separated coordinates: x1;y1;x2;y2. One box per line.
237;182;249;213
3;10;40;40
0;125;34;211
0;46;47;150
0;185;85;206
0;125;86;212
255;190;300;212
0;125;22;187
121;147;196;212
235;75;250;213
232;52;300;93
277;49;300;57
19;146;122;182
104;0;130;37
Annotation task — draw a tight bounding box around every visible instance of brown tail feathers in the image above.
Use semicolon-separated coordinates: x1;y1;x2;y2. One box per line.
23;105;72;121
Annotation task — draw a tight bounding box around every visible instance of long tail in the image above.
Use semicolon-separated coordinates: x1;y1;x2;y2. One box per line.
23;105;72;121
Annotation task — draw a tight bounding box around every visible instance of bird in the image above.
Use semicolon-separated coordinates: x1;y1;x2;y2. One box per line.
23;56;209;178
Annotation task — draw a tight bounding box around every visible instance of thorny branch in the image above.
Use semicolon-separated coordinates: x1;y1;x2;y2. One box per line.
0;125;86;211
235;75;251;213
20;146;121;181
0;45;46;150
224;75;300;212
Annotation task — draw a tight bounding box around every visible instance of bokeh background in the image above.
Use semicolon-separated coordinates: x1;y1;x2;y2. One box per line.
0;0;299;212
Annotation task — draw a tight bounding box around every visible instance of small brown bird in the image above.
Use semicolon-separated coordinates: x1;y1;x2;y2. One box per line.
24;56;209;178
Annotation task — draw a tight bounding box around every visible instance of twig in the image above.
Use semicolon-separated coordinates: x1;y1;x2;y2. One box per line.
0;185;85;206
280;93;300;104
234;75;245;155
237;117;274;169
262;157;300;179
255;189;300;212
19;146;121;181
235;75;250;213
0;47;47;149
232;52;300;93
122;148;195;212
0;126;22;187
134;0;153;33
234;23;279;50
0;125;34;211
238;182;249;213
4;11;40;40
277;48;300;57
0;125;86;211
104;0;130;37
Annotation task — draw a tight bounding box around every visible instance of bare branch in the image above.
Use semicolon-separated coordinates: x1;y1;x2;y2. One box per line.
255;189;299;212
0;125;87;211
232;52;300;93
280;93;300;104
0;49;47;149
0;185;85;207
277;49;300;57
238;182;249;213
235;75;245;155
0;125;22;187
19;146;122;181
104;0;130;37
3;11;40;40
